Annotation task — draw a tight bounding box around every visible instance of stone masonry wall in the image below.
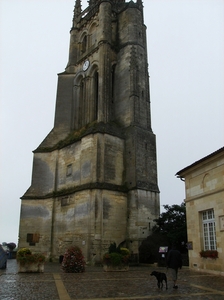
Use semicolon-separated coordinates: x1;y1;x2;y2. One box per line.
185;155;224;275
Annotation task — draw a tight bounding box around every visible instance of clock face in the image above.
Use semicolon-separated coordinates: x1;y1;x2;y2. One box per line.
83;60;90;71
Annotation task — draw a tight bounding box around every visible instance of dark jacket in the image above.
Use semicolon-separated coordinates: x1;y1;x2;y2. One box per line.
0;245;7;269
167;249;182;269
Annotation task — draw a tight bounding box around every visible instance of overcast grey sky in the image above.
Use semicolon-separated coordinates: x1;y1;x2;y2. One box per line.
0;0;223;245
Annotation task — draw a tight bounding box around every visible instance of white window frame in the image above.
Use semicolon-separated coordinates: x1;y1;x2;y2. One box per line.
202;209;217;251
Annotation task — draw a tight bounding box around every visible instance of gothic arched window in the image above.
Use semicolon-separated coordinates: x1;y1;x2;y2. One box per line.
81;35;87;53
111;64;116;104
93;70;98;121
79;78;85;127
73;75;84;130
73;66;99;129
89;23;97;48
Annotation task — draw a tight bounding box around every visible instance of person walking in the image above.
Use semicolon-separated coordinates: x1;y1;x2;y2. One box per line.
0;244;7;269
166;244;182;289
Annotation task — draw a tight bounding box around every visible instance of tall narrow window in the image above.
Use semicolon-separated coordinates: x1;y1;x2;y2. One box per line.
202;209;217;250
82;35;87;53
93;71;98;120
111;64;116;103
89;23;97;48
79;79;84;127
66;164;72;177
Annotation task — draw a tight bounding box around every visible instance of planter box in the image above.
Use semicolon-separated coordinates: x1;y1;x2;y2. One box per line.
103;264;129;272
200;250;218;259
18;262;44;273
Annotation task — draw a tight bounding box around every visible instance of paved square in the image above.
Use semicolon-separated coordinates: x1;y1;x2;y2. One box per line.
1;260;224;299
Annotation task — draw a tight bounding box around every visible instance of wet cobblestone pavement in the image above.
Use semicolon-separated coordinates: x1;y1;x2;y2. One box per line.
1;260;224;300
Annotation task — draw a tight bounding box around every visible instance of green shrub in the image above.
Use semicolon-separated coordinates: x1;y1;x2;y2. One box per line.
16;248;45;265
17;248;32;257
120;248;130;256
109;253;123;265
108;242;117;253
103;243;130;266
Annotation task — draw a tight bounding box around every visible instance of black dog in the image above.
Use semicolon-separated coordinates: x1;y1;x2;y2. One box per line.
150;271;168;290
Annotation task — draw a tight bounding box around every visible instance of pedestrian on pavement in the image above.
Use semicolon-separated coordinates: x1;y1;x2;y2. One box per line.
166;243;182;289
0;244;7;269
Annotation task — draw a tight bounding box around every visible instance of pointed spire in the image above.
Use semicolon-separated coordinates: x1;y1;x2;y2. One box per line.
88;0;95;6
72;0;82;28
137;0;143;6
74;0;82;19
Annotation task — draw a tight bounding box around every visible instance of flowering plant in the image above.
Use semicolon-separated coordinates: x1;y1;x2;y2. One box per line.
200;250;218;259
16;248;45;265
61;246;85;273
103;243;130;266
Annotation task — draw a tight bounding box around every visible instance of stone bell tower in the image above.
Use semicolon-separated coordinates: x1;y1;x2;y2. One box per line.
19;0;160;263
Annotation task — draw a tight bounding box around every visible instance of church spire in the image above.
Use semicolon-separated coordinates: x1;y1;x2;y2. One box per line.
73;0;82;27
74;0;82;18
